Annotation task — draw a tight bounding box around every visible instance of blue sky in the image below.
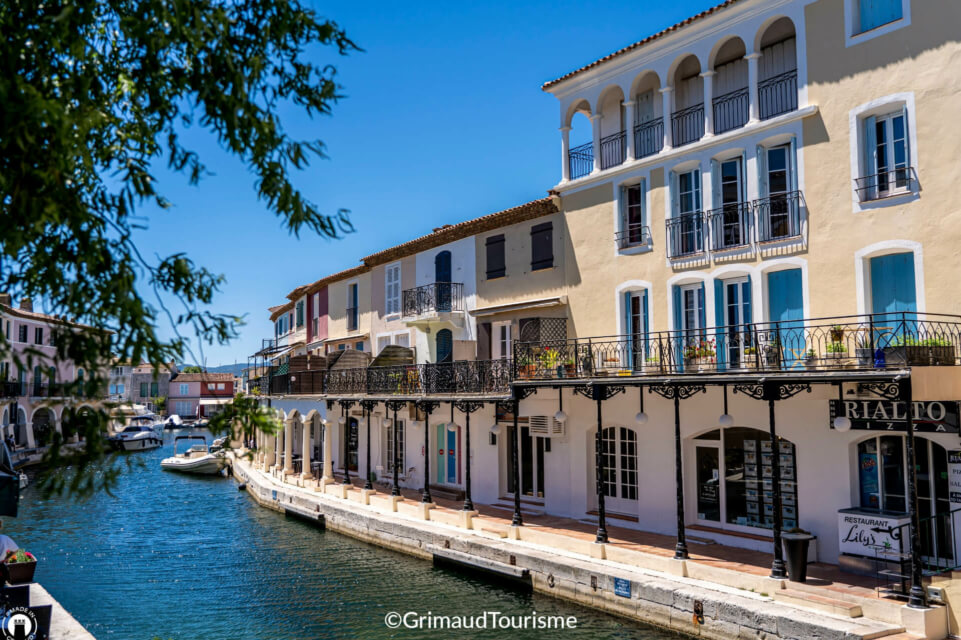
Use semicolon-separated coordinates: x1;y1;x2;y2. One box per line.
135;0;718;367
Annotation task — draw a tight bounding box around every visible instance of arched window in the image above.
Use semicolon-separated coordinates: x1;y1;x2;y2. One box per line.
694;427;798;530
434;251;452;312
436;329;453;364
601;426;638;513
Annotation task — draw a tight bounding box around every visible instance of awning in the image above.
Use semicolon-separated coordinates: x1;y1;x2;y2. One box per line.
470;296;567;317
199;398;232;406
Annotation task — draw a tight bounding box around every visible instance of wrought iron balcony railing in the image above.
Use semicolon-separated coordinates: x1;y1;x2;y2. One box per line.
756;191;802;243
615;224;651;251
634;119;663;159
671;103;704;147
568;142;593;180
708;202;753;251
600;131;626;170
713;87;749;134
854;167;918;202
513;312;961;381
402;282;464;317
666;212;705;259
759;69;798;120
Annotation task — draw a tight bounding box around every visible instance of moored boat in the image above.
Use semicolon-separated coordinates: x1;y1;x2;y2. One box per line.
108;415;163;451
160;436;225;475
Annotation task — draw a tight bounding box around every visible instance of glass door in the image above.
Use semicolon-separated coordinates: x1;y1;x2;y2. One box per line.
724;278;752;367
696;445;721;522
720;158;745;248
766;145;792;239
507;425;545;499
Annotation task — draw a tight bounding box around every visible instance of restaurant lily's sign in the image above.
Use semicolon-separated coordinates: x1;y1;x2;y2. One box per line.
829;400;960;433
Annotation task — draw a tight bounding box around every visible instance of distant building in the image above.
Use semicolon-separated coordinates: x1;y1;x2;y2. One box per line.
168;372;234;418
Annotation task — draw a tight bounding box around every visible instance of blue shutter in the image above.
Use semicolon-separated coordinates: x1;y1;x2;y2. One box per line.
767;269;804;368
672;285;683;370
714;279;726;370
870;253;917;315
436;329;453;363
639;179;648;229
670;171;679;217
697;283;706;337
710;159;720;210
642;290;650;357
900;105;910;167
623;291;633;335
788;136;798;194
743;275;753;323
757;145;768;197
863;115;877;195
693;169;702;212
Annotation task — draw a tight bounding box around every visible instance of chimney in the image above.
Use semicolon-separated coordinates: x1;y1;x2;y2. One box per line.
0;293;9;307
18;298;32;312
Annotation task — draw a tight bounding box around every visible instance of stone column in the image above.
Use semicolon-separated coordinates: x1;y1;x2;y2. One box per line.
623;100;636;161
590;114;602;173
322;420;333;481
659;87;674;151
560;126;571;182
746;52;761;123
301;415;313;479
265;430;275;469
284;418;295;474
272;431;282;471
701;70;715;136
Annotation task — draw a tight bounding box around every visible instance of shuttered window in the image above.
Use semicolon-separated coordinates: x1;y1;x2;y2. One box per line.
530;222;553;271
486;235;506;279
295;301;304;327
385;263;401;315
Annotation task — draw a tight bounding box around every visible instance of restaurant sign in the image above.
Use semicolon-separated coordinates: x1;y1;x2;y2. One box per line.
829;400;960;433
837;509;910;557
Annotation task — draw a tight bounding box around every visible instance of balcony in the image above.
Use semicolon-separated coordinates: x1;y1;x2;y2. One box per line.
671;104;704;147
759;69;797;121
402;283;464;319
599;131;626;170
708;202;752;251
666;212;705;259
513;312;961;381
633;119;663;160
615;223;651;251
568;142;593;180
854;167;918;203
756;191;802;243
712;87;749;134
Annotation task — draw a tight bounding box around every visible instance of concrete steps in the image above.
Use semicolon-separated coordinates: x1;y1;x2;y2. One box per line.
490;498;545;516
774;588;863;618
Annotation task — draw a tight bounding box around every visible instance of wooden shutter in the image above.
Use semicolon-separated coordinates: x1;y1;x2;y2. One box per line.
530;222;553;270
485;235;506;279
478;322;492;360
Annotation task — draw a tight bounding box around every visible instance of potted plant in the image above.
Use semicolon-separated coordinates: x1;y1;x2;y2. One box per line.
742;346;757;369
824;341;848;366
683;339;716;371
829;325;845;344
781;527;815;583
884;336;956;367
516;354;536;379
563;357;576;378
539;348;562;378
2;549;36;585
854;334;874;367
644;354;661;373
803;348;817;369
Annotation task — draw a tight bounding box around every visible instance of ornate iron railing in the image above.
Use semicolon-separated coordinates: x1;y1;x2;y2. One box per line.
615;224;651;251
759;69;798;120
324;367;368;395
713;87;749;134
402;282;464;317
568;142;593;180
756;190;802;243
634;119;663;159
326;360;513;396
513;312;961;380
599;131;626;170
666;212;705;258
708;202;753;251
855;167;918;202
671;103;704;147
0;382;19;398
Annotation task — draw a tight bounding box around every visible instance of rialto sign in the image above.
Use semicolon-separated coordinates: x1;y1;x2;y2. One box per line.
829;400;960;433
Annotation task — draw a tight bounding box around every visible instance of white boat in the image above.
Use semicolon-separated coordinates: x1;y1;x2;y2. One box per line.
109;416;163;451
18;472;27;490
161;436;226;475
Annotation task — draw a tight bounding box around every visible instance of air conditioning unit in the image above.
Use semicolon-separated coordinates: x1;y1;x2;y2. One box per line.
528;415;565;437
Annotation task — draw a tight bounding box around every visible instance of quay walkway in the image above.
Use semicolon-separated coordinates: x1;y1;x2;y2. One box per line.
231;453;947;640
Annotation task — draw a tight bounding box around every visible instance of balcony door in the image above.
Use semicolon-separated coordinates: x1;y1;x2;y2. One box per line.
434;250;452;312
601;426;638;515
719;157;746;248
507;425;546;500
622;290;648;370
766;269;804;367
716;277;752;368
435;423;461;487
870;252;917;341
492;321;511;360
761;145;794;240
676;169;702;255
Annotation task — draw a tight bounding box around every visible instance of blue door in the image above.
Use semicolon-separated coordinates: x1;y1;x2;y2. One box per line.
870;252;916;342
767;269;804;368
435;251;452;311
436;329;453;363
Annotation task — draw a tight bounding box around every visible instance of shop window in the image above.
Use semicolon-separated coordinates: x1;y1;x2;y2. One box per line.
694;427;798;529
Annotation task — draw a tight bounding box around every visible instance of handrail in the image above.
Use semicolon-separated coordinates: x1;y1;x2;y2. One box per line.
888;505;961;577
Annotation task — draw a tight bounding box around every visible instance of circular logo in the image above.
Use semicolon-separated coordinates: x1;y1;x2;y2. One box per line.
2;607;38;640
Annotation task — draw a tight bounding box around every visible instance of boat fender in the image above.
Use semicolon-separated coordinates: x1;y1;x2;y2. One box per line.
237;483;247;491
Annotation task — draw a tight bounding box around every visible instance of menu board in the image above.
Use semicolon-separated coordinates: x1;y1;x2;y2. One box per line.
744;438;798;529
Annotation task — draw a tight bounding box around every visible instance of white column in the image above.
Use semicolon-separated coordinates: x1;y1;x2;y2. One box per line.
560;126;571;182
623;100;636;161
301;416;313;479
322;421;333;480
272;432;282;471
265;431;275;469
659;87;673;151
284;419;294;474
746;52;761;123
590;114;602;173
701;70;715;137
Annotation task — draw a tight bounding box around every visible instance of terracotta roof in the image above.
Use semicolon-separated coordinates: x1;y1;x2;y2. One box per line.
541;0;741;91
361;197;558;266
297;264;368;298
0;303;103;331
172;372;234;382
268;301;294;322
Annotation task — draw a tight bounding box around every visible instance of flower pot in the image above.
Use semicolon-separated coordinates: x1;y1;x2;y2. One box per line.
855;347;874;367
782;533;814;583
884;345;956;367
2;559;36;585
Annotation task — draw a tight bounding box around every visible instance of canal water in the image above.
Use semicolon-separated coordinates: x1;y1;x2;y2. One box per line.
8;432;682;639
